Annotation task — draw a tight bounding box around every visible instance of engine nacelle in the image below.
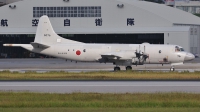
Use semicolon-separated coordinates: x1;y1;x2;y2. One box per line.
132;58;144;65
119;51;136;60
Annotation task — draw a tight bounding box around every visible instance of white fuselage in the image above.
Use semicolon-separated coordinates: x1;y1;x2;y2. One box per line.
28;43;187;66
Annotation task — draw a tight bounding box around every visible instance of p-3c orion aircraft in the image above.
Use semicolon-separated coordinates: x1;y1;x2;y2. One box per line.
4;16;195;71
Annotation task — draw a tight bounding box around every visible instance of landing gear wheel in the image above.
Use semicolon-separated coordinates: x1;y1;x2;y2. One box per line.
126;66;132;71
114;67;121;71
170;67;175;71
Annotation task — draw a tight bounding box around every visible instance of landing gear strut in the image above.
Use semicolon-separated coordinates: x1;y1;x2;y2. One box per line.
170;66;175;71
114;66;121;71
126;66;132;71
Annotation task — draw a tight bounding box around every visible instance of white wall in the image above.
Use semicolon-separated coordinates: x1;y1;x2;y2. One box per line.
0;0;173;29
164;31;190;52
173;24;200;55
0;0;21;4
190;25;200;55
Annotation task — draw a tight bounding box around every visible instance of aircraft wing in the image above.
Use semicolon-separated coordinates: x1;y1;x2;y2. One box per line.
101;52;122;59
101;51;135;60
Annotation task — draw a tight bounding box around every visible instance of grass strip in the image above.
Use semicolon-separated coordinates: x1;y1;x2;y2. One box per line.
0;92;200;108
0;70;200;80
0;108;200;112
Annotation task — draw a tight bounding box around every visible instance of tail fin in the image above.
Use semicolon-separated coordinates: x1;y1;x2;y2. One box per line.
34;15;82;45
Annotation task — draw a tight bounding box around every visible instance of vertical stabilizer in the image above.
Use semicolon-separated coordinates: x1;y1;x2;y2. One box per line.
34;15;82;45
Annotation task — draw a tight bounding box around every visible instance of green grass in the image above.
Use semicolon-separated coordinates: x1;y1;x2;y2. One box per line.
1;92;200;112
0;108;200;112
0;92;200;108
0;70;200;80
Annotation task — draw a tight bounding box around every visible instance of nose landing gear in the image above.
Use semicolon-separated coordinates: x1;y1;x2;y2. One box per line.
170;66;175;71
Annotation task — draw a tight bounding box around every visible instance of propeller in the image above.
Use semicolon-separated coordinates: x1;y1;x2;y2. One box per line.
142;46;149;61
135;45;149;64
135;45;141;59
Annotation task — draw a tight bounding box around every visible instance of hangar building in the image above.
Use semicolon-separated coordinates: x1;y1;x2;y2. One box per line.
0;0;200;58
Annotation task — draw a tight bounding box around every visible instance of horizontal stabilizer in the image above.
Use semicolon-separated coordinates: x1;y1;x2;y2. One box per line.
3;44;33;51
3;44;31;47
31;42;50;48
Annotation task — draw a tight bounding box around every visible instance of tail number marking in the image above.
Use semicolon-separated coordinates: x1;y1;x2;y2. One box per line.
44;34;51;37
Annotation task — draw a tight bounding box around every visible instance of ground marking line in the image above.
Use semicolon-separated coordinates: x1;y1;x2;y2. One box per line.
0;85;200;87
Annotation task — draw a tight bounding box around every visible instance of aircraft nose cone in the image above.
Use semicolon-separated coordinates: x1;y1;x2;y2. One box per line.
184;53;195;61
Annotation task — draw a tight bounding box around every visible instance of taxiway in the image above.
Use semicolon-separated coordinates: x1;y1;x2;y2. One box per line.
0;58;200;72
0;81;200;93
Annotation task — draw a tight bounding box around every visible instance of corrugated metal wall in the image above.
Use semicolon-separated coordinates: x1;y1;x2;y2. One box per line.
174;24;200;55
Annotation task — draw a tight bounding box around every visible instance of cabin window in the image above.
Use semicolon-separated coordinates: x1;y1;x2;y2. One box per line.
83;49;86;52
159;50;161;53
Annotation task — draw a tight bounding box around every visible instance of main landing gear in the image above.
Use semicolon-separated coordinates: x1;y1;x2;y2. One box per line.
114;66;132;71
114;66;121;71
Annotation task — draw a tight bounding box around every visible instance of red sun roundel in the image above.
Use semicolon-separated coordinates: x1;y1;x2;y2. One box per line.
76;50;81;55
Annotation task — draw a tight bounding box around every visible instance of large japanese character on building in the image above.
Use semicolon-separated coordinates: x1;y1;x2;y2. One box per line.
1;19;8;27
64;19;70;26
95;18;102;26
32;19;39;26
127;18;134;26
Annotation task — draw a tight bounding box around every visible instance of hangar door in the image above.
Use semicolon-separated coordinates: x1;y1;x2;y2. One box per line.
0;33;164;58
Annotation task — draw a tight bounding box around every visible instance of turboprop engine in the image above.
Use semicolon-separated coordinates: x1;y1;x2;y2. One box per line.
117;51;136;60
132;44;149;65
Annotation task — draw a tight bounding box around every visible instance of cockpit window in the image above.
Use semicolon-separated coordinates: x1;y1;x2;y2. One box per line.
180;48;185;51
175;46;180;52
175;46;184;52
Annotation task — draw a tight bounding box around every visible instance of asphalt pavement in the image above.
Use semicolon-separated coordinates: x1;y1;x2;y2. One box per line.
0;58;200;72
0;81;200;93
